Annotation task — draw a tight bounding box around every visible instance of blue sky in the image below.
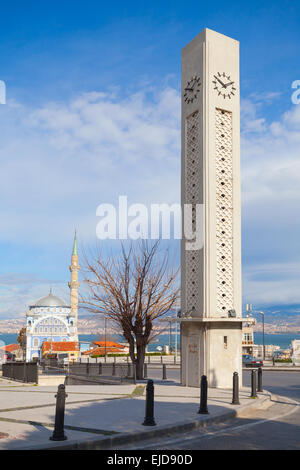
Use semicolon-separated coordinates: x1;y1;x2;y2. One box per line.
0;0;300;318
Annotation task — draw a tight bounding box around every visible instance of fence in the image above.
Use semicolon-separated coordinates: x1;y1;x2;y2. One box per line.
40;361;136;385
2;362;38;384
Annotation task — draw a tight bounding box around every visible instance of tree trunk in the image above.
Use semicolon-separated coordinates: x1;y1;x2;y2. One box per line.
136;343;146;380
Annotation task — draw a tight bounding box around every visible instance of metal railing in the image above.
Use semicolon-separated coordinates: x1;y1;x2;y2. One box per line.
40;361;137;385
2;362;38;383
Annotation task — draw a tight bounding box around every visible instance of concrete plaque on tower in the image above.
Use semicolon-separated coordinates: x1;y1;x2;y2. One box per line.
181;29;243;388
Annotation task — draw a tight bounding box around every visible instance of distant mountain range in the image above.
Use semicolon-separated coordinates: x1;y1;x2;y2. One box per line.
248;304;300;321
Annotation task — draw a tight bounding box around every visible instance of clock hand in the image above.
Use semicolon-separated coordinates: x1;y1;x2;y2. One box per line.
184;88;194;91
224;81;234;88
214;75;226;88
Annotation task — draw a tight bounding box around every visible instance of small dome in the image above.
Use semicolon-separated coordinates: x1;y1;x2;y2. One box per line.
33;290;68;308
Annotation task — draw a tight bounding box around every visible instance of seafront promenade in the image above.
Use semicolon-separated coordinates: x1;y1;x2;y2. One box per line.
0;375;271;450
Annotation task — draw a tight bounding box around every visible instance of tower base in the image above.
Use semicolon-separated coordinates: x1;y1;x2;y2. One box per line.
181;318;243;388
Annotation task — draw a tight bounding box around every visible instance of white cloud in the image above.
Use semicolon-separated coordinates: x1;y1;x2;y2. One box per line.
241;100;300;204
0;274;69;319
0;87;181;245
243;262;300;305
1;85;300;310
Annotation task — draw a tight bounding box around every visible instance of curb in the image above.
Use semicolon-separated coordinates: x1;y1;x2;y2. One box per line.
24;391;271;450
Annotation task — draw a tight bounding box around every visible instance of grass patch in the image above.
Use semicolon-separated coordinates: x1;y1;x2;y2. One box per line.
130;386;145;397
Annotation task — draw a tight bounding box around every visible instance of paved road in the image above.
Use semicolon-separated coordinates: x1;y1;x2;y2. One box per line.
124;370;300;450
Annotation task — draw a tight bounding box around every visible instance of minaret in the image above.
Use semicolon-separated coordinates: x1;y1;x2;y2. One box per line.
69;231;80;340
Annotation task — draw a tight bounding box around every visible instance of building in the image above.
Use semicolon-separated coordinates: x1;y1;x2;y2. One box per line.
242;316;256;355
83;341;128;356
41;341;80;361
291;340;300;365
25;233;80;361
253;344;280;359
0;344;22;361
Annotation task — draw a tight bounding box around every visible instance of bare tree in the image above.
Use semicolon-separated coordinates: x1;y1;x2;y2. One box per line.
81;241;179;379
17;327;27;361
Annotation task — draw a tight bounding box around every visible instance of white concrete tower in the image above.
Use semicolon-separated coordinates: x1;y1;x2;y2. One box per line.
181;29;243;388
69;231;80;340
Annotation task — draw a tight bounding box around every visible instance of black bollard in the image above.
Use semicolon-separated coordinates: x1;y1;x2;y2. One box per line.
99;362;102;375
174;355;176;365
112;362;116;376
162;364;167;380
50;384;68;441
148;355;150;364
251;369;257;398
144;363;148;379
127;363;131;377
231;372;240;405
161;355;163;364
86;360;89;375
142;380;156;426
198;375;209;414
133;364;136;385
257;367;263;392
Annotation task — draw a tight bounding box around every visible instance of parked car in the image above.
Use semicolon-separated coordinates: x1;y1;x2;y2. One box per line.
242;354;263;367
4;352;15;362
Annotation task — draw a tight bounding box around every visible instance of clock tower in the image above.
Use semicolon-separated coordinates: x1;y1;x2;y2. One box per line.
181;29;243;388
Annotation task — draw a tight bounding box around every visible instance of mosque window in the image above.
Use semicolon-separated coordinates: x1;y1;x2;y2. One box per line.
33;338;39;347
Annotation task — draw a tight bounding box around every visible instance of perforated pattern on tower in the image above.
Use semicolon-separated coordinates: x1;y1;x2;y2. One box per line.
215;108;234;314
185;111;201;315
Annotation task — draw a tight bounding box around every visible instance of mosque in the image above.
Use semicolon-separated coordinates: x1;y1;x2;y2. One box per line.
25;233;80;361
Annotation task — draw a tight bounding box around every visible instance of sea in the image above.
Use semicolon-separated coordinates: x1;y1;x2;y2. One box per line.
1;332;300;351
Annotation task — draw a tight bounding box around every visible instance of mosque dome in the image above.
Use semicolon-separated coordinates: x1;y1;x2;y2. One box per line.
33;289;68;308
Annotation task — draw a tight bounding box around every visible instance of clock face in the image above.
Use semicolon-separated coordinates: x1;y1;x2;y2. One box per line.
213;72;236;99
184;75;201;104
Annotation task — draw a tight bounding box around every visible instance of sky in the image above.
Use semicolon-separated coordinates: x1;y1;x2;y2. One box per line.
0;0;300;318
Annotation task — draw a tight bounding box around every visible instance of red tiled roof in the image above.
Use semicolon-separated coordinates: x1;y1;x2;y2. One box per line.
92;341;125;349
0;344;21;352
42;341;79;352
83;346;125;355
